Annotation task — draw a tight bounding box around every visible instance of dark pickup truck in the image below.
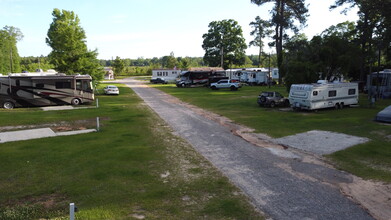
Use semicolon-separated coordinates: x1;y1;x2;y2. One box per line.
257;91;290;108
150;78;167;84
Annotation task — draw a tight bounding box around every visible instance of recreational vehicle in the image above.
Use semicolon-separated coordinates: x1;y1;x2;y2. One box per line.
176;70;227;87
0;73;94;109
289;81;358;110
152;69;180;83
247;71;269;85
366;69;391;98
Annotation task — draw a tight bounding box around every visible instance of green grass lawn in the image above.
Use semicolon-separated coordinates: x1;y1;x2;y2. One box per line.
153;83;391;183
0;84;263;219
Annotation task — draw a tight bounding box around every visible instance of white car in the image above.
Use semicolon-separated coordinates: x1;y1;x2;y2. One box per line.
104;85;119;95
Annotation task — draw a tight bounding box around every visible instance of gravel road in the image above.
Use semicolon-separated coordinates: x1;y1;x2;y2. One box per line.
121;78;373;220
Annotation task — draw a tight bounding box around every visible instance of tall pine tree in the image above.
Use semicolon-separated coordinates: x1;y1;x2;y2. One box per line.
46;9;103;80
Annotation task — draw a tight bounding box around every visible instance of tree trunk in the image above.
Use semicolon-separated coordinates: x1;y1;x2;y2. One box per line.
277;0;285;85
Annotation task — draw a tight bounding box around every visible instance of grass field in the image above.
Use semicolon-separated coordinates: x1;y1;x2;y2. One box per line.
153;83;391;183
0;84;263;219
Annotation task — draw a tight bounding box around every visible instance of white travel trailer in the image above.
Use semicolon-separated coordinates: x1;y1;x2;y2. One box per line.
247;71;269;85
152;69;181;82
289;81;359;110
0;73;94;109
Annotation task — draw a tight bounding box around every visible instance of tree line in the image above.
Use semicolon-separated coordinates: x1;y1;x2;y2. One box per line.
202;0;391;86
2;0;390;86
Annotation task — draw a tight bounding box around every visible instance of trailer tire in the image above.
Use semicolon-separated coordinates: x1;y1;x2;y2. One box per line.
334;103;340;109
3;101;14;109
340;103;344;109
71;98;81;106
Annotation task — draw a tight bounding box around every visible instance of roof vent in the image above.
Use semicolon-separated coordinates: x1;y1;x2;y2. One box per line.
317;80;328;84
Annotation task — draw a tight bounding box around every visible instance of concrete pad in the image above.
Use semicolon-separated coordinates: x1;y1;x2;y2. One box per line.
56;129;97;136
41;106;94;111
0;128;56;143
0;128;97;143
41;106;74;111
275;130;370;155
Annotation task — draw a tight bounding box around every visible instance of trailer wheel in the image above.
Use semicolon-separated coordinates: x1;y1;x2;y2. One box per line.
71;98;81;106
340;103;344;109
3;101;14;109
334;103;340;109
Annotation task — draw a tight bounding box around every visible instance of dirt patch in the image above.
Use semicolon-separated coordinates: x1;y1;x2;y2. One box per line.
3;193;68;209
340;177;391;220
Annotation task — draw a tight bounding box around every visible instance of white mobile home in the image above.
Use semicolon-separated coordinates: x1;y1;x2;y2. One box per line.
152;69;180;82
289;81;358;110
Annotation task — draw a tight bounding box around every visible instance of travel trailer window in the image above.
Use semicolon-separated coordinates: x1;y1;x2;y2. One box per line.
329;90;337;97
372;77;383;86
348;89;356;95
313;91;318;96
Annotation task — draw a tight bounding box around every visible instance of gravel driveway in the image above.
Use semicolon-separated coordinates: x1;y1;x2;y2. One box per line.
121;78;373;220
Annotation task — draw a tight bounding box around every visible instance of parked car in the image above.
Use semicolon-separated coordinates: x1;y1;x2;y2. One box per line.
150;77;168;84
257;91;289;108
210;79;241;91
104;85;119;95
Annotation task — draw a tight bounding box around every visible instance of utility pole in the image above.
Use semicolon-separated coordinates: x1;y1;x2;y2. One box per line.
10;46;13;73
220;47;224;68
268;52;271;88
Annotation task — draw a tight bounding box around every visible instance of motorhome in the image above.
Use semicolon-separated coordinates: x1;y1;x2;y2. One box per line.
176;70;227;87
289;81;358;110
0;73;94;109
366;69;391;98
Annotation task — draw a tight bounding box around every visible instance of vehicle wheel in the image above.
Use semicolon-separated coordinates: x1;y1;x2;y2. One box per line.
284;99;290;107
335;103;340;109
211;86;217;90
340;103;344;109
181;83;185;88
3;101;14;109
71;98;81;106
270;102;276;108
230;86;236;91
260;96;266;103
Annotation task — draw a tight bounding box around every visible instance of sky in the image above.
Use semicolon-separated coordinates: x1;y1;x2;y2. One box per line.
0;0;358;60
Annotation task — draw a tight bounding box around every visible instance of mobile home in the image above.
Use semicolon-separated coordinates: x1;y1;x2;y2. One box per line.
289;81;358;110
0;73;94;109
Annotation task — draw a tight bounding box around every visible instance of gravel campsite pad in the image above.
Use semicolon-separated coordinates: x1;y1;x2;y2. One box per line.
275;130;370;155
